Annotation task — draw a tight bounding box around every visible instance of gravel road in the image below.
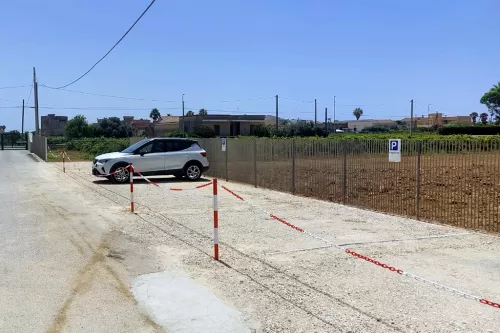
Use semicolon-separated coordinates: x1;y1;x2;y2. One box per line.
2;153;499;332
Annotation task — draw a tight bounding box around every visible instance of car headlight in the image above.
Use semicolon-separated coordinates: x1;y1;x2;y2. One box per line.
97;159;110;163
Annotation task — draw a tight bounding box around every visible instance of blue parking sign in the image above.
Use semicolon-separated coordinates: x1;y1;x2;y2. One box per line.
389;139;399;152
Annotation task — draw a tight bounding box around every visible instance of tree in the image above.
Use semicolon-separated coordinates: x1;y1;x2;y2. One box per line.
470;112;478;124
480;112;489;124
0;125;5;133
149;108;161;122
198;109;208;116
480;82;500;120
65;114;89;139
97;117;132;138
193;125;215;138
186;110;195;116
353;107;364;120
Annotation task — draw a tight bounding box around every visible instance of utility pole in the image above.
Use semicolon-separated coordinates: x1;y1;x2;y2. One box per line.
33;67;40;135
427;104;431;131
333;96;336;133
275;95;279;132
410;99;414;137
181;94;185;137
314;99;317;127
324;107;328;133
22;99;25;134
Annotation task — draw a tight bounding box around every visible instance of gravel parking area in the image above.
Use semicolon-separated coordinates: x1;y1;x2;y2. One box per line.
63;161;500;333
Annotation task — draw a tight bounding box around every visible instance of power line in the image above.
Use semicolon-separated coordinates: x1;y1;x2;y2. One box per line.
40;85;177;102
25;85;33;103
0;85;27;90
46;0;157;89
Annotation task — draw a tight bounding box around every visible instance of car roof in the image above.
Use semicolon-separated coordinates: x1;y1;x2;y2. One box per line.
151;137;196;141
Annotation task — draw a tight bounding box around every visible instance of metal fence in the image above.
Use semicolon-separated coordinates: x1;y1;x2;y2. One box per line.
198;138;500;233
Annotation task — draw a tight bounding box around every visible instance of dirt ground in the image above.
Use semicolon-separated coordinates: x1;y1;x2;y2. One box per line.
217;152;500;234
58;160;500;332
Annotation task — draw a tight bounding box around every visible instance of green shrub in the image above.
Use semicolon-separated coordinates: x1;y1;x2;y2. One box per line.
438;125;500;135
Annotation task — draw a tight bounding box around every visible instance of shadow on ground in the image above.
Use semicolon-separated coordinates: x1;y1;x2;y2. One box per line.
93;177;212;186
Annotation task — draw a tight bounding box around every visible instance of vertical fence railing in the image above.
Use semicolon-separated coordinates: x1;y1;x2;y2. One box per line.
198;137;500;233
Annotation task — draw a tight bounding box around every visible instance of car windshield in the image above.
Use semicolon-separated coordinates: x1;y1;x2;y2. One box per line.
121;139;151;153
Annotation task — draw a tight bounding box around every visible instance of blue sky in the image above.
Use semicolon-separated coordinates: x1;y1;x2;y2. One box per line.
1;0;498;131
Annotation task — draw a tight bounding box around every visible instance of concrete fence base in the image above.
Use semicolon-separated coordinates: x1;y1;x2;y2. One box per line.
29;134;47;162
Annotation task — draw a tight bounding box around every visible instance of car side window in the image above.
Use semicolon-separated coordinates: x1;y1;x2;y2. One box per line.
164;140;193;152
138;142;153;154
151;140;166;153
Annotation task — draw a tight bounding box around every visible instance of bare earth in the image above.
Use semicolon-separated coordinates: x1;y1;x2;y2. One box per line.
1;152;500;332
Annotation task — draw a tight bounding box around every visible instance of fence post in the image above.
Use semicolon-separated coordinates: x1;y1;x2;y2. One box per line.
62;149;66;173
343;141;348;204
253;139;257;187
43;136;47;162
415;141;422;220
213;178;219;261
0;134;3;150
225;139;229;182
292;139;296;194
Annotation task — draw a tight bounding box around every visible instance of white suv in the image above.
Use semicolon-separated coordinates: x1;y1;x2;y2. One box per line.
92;138;209;183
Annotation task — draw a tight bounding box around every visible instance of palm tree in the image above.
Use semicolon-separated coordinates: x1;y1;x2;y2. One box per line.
149;108;161;122
470;112;478;124
198;109;208;116
186;110;195;116
480;112;489;124
353;107;363;120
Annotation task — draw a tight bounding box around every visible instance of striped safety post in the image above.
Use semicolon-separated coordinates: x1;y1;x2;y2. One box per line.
213;178;219;260
62;149;66;173
130;164;134;213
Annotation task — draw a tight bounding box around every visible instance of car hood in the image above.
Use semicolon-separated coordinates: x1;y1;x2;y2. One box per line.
95;152;131;160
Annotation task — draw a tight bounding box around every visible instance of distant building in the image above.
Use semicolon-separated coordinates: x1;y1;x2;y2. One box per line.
400;113;471;128
181;114;276;136
346;119;395;132
41;114;68;136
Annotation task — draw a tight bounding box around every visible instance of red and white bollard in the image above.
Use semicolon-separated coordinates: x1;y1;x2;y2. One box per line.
130;164;134;213
213;178;219;261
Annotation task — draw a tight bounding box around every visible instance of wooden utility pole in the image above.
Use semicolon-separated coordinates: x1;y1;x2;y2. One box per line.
410;99;414;137
181;94;185;136
33;67;40;134
314;99;317;127
275;95;279;132
22;99;25;134
333;96;336;133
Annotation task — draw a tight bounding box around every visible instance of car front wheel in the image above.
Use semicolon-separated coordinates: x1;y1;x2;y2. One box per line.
110;164;130;184
184;163;202;181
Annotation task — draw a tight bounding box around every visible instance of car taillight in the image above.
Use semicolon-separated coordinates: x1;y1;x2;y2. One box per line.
200;152;207;157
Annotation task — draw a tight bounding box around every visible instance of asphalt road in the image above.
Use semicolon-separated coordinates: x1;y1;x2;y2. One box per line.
0;151;163;333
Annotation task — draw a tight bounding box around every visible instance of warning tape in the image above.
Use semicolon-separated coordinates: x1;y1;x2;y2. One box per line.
94;165;131;178
169;181;213;191
218;182;500;310
132;168;160;187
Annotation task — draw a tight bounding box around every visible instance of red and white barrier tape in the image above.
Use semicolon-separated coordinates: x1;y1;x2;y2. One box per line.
219;183;500;310
170;181;213;191
94;165;131;178
132;168;160;187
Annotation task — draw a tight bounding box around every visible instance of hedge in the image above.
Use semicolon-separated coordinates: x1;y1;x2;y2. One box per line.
438;126;500;135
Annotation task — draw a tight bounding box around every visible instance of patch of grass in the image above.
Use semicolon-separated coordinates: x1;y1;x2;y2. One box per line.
47;149;92;162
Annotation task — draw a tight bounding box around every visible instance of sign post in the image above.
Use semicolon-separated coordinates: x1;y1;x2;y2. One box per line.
221;138;227;152
388;139;401;162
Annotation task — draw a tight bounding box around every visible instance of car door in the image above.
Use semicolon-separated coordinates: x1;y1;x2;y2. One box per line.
164;140;192;171
129;140;167;173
